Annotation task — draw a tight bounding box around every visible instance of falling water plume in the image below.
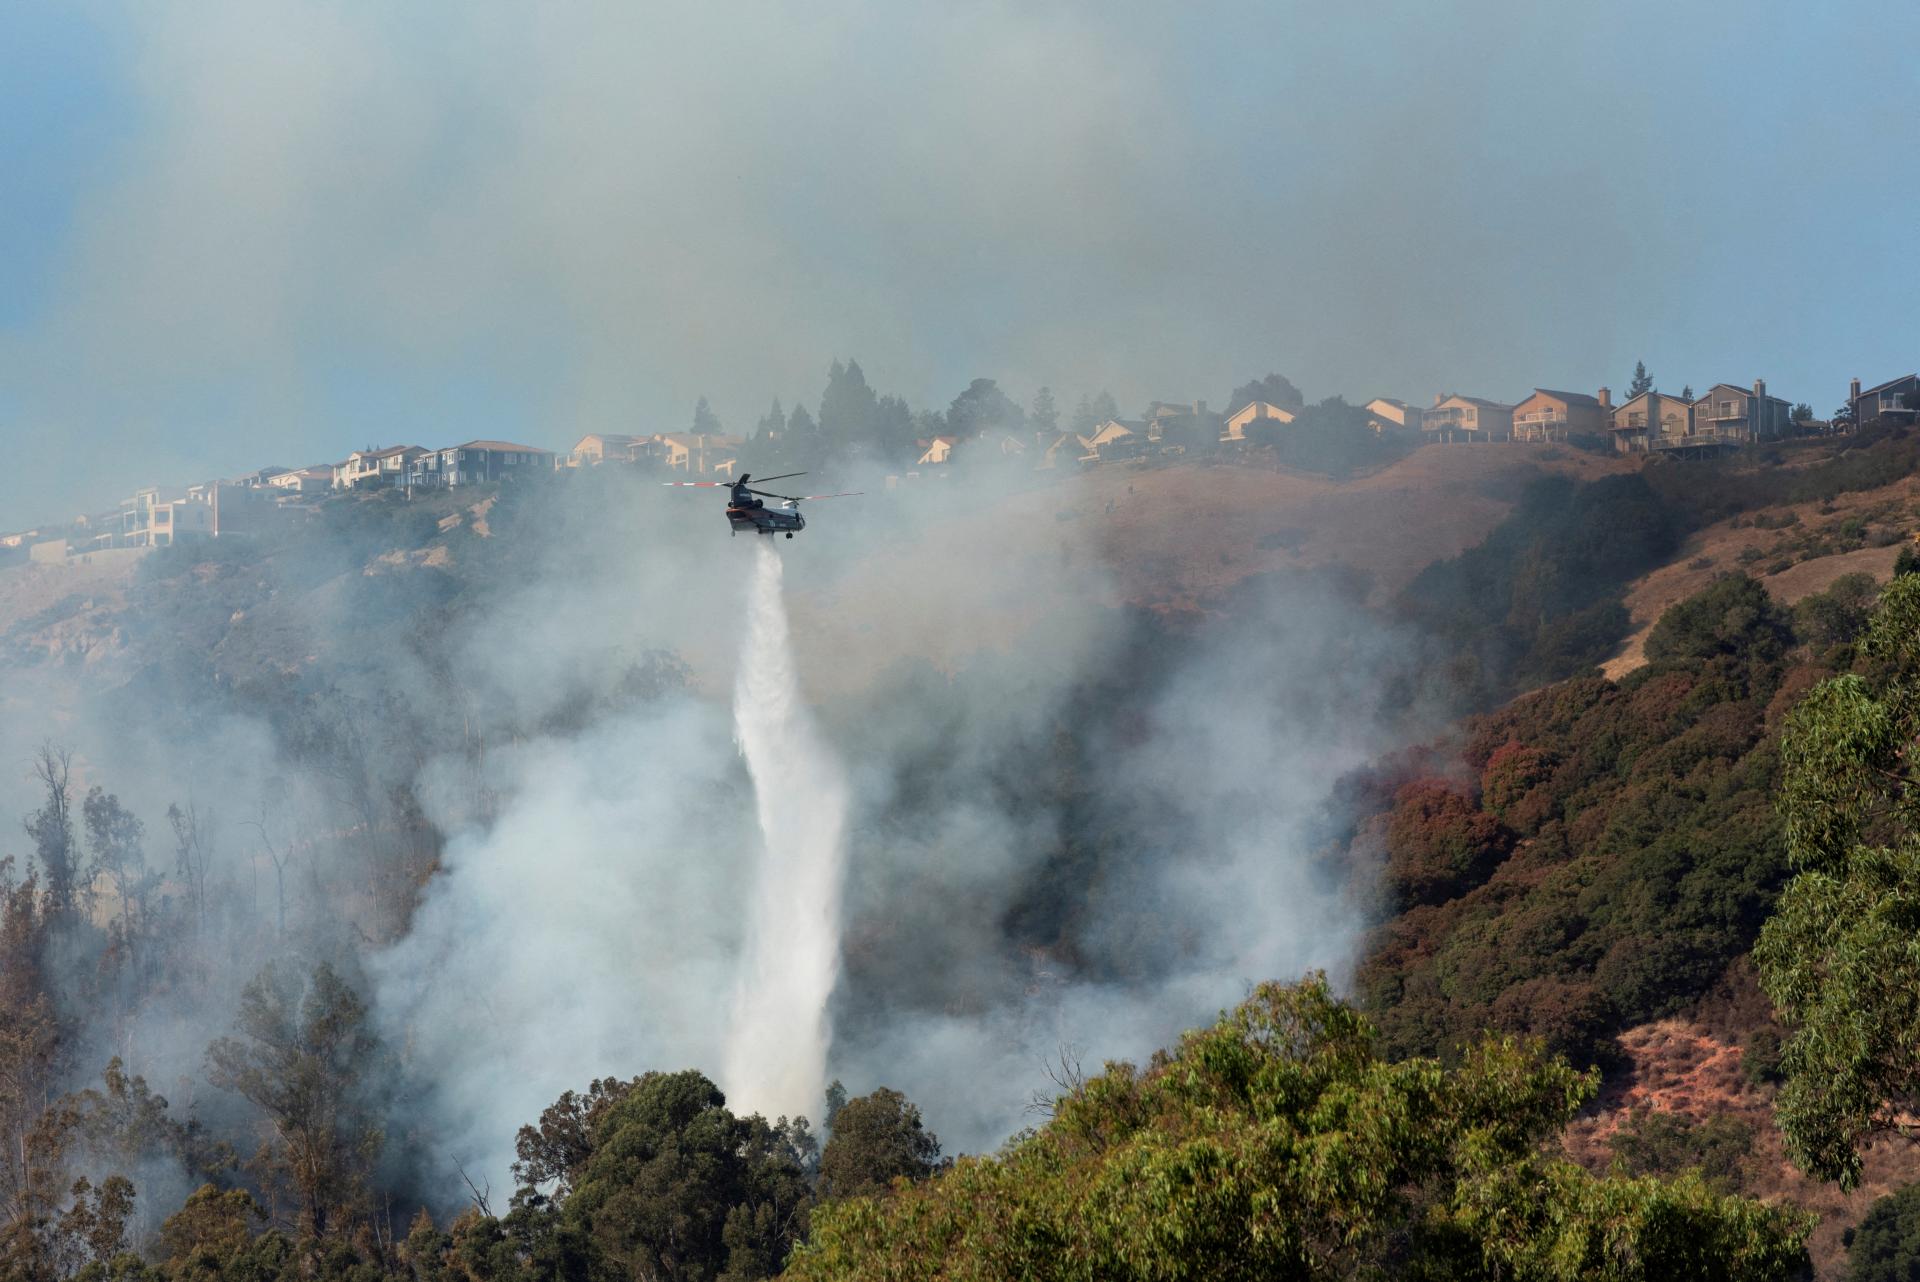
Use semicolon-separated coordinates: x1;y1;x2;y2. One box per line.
722;542;851;1121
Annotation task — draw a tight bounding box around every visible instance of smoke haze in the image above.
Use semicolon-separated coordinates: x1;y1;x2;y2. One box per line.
4;1;1918;521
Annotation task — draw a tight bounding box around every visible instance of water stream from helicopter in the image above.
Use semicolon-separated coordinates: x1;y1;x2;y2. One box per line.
721;541;851;1122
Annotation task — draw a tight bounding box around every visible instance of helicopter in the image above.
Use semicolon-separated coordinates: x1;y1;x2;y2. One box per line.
661;472;861;537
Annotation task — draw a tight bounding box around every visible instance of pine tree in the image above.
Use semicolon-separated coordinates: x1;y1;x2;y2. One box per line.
1629;362;1654;397
692;397;722;436
1030;387;1059;434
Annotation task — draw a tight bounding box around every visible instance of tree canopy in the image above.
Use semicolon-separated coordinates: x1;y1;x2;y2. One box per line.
788;977;1809;1281
1755;574;1920;1187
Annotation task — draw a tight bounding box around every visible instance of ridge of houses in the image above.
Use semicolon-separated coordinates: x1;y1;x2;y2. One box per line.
6;368;1916;563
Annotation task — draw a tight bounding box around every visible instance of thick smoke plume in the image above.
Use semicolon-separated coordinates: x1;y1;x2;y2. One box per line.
722;543;851;1120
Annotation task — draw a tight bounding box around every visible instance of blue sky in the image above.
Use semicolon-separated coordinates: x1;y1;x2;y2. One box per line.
0;0;1916;525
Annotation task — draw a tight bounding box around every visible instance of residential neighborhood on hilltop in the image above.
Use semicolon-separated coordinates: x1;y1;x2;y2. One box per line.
4;366;1914;568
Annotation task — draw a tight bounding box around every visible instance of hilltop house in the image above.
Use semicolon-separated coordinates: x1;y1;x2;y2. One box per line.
1083;419;1149;461
1690;380;1792;444
1424;395;1515;443
1363;398;1421;437
650;433;743;474
1511;388;1610;443
1608;391;1695;453
339;446;427;489
916;436;958;466
563;433;645;467
406;440;555;488
266;466;334;493
1850;374;1918;427
1224;400;1296;442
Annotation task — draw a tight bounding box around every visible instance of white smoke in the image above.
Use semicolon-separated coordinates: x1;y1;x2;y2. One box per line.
722;543;850;1121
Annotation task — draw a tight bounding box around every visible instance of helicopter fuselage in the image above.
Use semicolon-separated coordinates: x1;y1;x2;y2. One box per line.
727;502;806;537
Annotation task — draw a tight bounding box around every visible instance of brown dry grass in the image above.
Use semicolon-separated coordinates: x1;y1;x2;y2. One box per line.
1602;477;1920;679
1564;1019;1920;1280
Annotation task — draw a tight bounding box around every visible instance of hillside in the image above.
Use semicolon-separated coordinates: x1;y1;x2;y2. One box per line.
1603;474;1919;678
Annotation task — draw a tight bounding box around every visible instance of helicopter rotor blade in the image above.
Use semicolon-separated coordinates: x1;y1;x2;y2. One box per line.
751;471;807;484
661;481;729;487
792;491;862;501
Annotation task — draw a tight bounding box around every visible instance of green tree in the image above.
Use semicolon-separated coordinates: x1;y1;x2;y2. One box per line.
1630;361;1654;397
1029;387;1058;435
692;397;723;436
24;746;77;919
1682;384;1695;401
1846;1182;1920;1281
1227;372;1304;412
205;962;386;1236
752;400;784;447
1793;402;1815;424
1643;573;1792;667
818;1088;942;1199
819;360;880;458
1755;574;1920;1187
789;977;1809;1281
82;787;150;950
560;1070;812;1281
944;379;1023;441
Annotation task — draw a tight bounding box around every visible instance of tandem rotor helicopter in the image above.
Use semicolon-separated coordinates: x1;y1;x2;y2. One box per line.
661;473;861;538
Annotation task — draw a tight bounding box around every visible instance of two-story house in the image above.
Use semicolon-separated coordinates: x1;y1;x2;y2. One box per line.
339;446;427;489
652;433;744;474
1424;395;1515;443
1690;380;1792;443
1511;389;1610;442
407;440;555;488
1608;391;1695;453
1850;374;1918;427
563;433;645;467
1224;401;1297;442
1362;398;1422;437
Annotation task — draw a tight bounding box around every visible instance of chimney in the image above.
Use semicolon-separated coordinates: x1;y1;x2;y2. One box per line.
1851;377;1862;401
1194;399;1207;416
1434;392;1445;407
1597;386;1612;409
1754;378;1766;402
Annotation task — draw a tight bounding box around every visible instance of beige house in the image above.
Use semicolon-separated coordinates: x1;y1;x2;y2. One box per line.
339;446;427;489
1510;388;1611;442
1083;419;1150;460
916;436;958;465
653;433;743;473
1224;400;1296;441
1424;395;1515;442
1609;391;1695;453
564;433;645;467
267;467;335;492
1363;398;1421;436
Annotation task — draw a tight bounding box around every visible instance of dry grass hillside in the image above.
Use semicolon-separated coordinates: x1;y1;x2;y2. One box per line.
1604;474;1920;678
1564;1018;1920;1280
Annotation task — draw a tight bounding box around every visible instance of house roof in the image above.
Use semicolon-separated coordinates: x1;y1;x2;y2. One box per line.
1695;384;1792;408
449;439;553;453
1859;373;1919;397
1527;388;1602;408
353;444;426;461
1366;397;1409;410
658;433;744;448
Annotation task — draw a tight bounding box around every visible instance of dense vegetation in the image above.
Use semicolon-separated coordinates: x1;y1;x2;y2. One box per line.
790;978;1808;1281
1754;573;1920;1188
1358;571;1875;1071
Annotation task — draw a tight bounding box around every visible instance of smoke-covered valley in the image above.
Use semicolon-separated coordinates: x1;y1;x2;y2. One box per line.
0;456;1454;1222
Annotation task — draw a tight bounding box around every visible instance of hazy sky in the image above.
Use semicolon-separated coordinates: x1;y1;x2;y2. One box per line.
1;0;1915;524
